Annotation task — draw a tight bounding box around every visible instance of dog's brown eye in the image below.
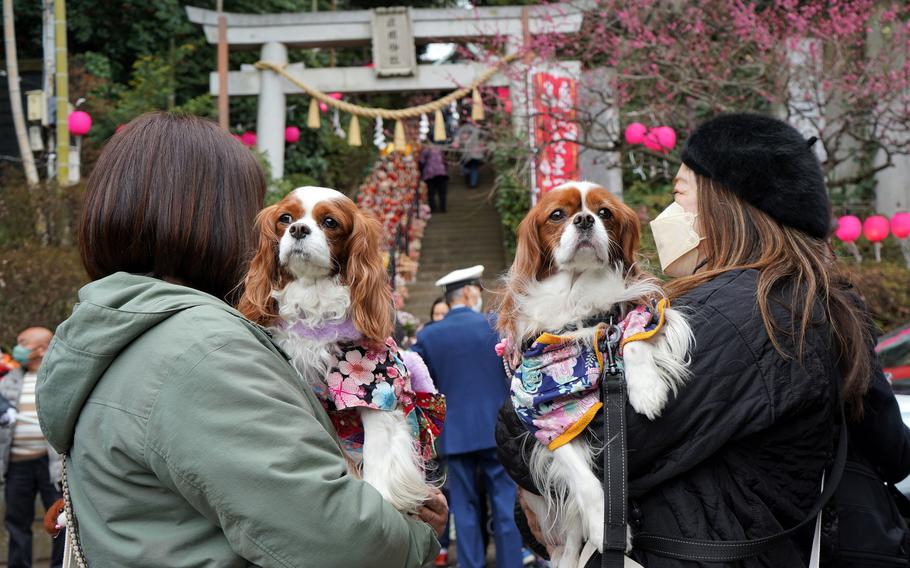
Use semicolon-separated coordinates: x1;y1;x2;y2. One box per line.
323;217;338;229
278;213;293;225
549;209;565;221
598;208;612;219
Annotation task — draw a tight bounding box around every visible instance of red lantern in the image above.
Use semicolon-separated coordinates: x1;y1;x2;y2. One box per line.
653;126;677;152
834;215;862;242
863;215;890;243
891;212;910;239
285;126;301;144
240;131;257;148
68;110;92;136
643;130;663;152
624;123;647;145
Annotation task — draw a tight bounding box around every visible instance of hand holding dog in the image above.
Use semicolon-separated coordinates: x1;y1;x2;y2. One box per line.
418;487;449;537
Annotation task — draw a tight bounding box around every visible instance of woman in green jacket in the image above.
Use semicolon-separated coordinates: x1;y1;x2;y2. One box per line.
36;112;446;567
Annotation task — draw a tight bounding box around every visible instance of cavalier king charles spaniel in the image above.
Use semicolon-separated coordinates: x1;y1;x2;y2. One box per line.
238;186;439;514
498;182;693;567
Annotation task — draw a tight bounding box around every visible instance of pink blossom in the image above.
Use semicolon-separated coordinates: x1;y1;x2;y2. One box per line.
338;350;378;385
327;372;364;409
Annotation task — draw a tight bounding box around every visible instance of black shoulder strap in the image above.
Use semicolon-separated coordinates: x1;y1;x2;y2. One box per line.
602;363;628;567
632;404;848;562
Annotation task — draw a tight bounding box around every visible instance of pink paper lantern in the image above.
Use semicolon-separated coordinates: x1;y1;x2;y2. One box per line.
654;126;677;152
834;215;862;242
285;126;301;144
68;110;92;136
891;212;910;239
496;87;512;113
240;131;257;148
863;215;890;243
643;129;663;152
625;122;647;145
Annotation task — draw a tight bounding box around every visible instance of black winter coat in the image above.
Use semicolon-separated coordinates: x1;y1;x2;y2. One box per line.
496;269;910;567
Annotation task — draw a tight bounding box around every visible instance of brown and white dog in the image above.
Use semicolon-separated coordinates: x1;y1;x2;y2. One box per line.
238;186;430;513
498;182;692;567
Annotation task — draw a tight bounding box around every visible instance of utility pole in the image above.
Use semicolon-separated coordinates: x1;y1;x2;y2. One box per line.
3;0;40;187
54;0;69;186
217;0;228;129
43;0;55;181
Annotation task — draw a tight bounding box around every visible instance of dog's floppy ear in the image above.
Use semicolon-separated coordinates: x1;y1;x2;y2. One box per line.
238;205;281;325
497;212;547;339
343;210;393;346
613;202;641;276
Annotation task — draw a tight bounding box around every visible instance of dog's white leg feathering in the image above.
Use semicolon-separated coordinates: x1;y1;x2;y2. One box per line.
530;439;605;566
359;408;428;513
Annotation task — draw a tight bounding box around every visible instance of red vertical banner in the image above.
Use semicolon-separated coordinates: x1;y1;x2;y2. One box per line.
533;72;579;196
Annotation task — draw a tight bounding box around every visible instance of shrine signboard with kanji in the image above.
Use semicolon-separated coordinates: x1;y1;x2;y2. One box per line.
533;70;579;197
371;7;417;78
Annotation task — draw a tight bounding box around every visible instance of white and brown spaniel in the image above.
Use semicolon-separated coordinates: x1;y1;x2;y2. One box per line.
498;182;692;567
239;186;441;514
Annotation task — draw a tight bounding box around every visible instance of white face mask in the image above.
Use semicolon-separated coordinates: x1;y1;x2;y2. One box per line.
649;202;704;277
472;295;483;313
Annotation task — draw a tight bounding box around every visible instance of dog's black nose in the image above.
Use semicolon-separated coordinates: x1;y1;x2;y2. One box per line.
288;223;311;240
574;213;595;230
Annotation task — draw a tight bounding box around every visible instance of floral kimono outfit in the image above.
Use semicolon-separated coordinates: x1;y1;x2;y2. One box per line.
509;299;668;450
292;320;445;460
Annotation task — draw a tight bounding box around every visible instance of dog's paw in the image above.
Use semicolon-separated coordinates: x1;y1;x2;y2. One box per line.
626;377;668;420
624;346;669;420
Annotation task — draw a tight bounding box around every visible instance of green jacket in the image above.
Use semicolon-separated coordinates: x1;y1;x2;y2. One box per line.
37;273;437;567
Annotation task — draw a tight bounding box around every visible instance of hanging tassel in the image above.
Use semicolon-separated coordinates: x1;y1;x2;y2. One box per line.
471;88;484;121
434;109;446;142
348;115;362;147
307;98;320;129
393;120;407;152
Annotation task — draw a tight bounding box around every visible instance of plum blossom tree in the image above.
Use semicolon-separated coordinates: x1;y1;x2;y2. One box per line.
505;0;910;197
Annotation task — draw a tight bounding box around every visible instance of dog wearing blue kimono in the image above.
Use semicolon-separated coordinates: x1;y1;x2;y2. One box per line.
497;182;693;568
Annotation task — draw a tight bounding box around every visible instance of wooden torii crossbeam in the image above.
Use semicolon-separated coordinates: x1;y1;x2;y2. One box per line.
185;4;583;179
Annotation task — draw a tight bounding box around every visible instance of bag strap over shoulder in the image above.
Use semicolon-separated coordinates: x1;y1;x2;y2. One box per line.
601;323;629;568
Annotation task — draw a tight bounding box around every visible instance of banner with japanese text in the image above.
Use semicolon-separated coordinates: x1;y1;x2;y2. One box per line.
532;71;579;196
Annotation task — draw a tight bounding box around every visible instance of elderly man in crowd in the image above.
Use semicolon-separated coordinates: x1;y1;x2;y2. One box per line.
2;327;63;568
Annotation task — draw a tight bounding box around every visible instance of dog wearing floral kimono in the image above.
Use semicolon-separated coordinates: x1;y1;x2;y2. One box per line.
497;182;693;568
239;186;445;514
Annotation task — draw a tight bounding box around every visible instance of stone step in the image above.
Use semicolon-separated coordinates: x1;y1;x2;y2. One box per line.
402;174;507;322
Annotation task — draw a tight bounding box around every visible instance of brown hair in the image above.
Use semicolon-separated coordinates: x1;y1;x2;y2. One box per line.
79;112;266;303
666;177;871;418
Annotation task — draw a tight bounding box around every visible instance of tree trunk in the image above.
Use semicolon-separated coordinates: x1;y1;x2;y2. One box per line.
3;0;40;187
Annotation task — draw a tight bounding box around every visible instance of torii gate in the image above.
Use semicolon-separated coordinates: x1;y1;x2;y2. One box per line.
185;5;613;190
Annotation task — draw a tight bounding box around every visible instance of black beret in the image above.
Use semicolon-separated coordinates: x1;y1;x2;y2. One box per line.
681;113;831;239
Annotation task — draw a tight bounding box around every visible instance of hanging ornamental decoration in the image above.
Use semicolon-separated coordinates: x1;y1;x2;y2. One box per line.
254;52;517;153
418;113;429;142
374;117;387;150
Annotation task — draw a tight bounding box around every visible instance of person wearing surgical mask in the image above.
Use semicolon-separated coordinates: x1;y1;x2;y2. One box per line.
0;327;64;568
501;113;909;567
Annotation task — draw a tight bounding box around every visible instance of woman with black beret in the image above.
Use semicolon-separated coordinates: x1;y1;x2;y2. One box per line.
496;113;910;567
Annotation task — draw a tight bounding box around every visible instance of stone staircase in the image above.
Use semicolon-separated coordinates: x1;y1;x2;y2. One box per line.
403;167;509;323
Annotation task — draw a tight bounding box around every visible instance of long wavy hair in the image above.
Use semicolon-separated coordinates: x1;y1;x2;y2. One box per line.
666;176;871;418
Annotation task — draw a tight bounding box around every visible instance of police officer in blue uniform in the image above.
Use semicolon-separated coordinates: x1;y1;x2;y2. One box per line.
413;266;524;568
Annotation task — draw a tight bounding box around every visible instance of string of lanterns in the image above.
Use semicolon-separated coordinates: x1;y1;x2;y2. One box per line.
835;213;910;265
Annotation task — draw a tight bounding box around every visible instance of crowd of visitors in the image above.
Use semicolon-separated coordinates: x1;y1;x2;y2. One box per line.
3;110;908;568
